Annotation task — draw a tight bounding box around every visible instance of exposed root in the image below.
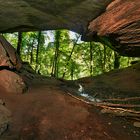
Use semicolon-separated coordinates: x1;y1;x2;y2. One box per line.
102;97;140;102
66;91;140;120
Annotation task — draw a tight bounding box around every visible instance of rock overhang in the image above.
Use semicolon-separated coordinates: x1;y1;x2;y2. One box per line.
0;0;140;57
0;0;112;34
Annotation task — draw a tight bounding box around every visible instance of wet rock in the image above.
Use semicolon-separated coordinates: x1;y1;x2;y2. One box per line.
0;70;27;94
0;35;22;70
0;101;11;136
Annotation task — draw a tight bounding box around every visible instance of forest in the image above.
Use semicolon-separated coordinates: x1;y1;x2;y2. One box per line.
3;30;139;80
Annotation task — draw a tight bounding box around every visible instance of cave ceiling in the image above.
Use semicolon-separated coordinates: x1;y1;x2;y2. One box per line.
0;0;140;57
0;0;111;34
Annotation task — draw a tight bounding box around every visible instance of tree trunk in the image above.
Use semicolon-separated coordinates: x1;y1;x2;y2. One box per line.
17;32;22;57
103;45;106;71
62;36;80;79
114;52;120;69
89;42;93;76
30;43;34;64
52;30;61;78
35;31;41;71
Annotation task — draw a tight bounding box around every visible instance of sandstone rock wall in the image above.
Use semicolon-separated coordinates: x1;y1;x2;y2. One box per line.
88;0;140;56
0;99;11;136
0;35;27;94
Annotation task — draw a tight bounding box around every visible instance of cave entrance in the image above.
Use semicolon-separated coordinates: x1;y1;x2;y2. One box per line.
1;30;139;80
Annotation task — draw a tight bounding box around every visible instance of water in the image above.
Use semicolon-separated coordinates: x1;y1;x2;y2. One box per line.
78;84;101;103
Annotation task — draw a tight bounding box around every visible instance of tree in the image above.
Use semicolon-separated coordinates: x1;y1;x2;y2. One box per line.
35;31;41;72
114;52;120;69
17;32;23;57
3;30;139;80
62;35;80;79
51;30;61;78
89;42;93;76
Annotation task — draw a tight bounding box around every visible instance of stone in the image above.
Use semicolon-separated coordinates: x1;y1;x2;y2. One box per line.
0;99;5;105
0;0;111;34
0;103;11;136
133;122;140;128
0;35;22;70
88;0;140;56
0;0;139;57
0;70;27;94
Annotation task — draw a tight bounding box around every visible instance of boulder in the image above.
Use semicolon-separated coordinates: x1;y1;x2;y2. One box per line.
0;70;27;94
0;35;22;70
0;100;11;136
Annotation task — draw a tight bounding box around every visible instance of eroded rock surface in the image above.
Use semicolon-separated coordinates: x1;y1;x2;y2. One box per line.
0;62;138;139
0;0;140;57
0;70;27;94
0;35;27;94
0;0;111;34
0;99;11;136
0;35;22;70
88;0;140;56
0;63;140;140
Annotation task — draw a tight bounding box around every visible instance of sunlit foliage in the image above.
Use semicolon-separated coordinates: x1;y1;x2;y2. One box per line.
3;30;139;80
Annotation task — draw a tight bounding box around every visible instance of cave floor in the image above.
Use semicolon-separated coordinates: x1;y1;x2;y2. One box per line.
0;63;140;140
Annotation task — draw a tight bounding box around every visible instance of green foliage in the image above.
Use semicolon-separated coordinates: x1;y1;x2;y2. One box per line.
3;30;139;80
